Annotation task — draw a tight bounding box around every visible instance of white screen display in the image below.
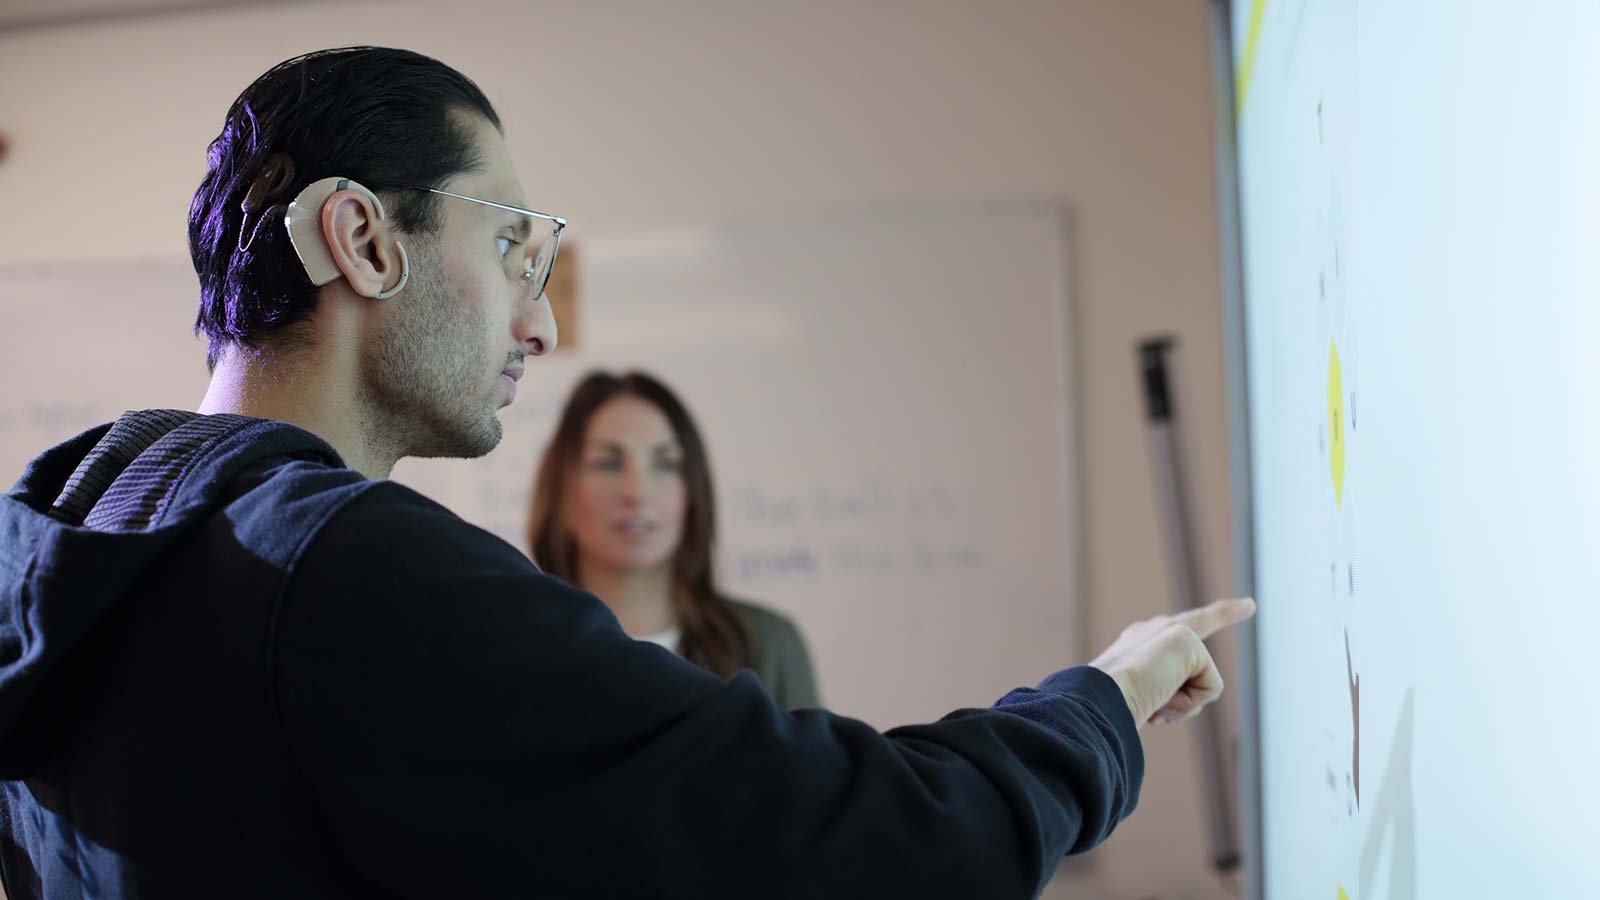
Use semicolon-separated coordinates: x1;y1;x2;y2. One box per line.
1230;2;1600;896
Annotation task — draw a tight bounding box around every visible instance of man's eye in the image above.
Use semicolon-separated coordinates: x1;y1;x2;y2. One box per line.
497;237;521;257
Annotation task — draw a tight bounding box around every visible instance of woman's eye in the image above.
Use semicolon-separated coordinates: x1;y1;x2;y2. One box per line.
586;458;621;472
654;458;682;473
496;237;520;257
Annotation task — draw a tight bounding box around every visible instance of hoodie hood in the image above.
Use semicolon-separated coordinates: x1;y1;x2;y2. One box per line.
0;411;343;777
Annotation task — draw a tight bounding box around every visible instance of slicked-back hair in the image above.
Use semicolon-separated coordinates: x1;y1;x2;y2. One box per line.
188;47;500;367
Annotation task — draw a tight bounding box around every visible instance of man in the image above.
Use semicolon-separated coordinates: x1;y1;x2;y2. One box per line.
0;47;1253;898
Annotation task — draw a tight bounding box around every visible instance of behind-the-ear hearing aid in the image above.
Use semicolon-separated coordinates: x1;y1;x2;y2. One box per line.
284;176;410;299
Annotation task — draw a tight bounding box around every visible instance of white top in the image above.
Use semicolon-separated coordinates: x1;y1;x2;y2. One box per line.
636;624;681;655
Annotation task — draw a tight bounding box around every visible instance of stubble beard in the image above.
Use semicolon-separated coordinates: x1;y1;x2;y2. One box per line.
362;239;503;462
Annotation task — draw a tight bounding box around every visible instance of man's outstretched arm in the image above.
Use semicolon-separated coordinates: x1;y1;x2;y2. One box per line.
274;483;1247;899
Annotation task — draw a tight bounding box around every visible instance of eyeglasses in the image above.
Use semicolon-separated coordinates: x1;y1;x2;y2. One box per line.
404;186;566;299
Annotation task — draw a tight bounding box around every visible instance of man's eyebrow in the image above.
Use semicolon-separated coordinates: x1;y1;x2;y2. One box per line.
502;214;534;242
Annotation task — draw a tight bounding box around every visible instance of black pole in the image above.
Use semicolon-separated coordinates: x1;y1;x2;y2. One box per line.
1138;337;1242;877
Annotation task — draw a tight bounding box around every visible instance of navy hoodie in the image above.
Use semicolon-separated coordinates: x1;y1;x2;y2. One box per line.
0;410;1142;899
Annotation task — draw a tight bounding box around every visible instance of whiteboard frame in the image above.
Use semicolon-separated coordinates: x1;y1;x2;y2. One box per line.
1209;2;1266;899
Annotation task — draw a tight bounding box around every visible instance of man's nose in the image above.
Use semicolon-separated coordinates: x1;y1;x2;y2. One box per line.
515;291;558;357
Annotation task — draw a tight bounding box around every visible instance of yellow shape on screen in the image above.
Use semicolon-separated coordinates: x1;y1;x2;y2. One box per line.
1329;340;1345;506
1236;0;1268;115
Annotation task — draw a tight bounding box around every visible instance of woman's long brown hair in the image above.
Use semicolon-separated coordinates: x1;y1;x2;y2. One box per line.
528;371;751;678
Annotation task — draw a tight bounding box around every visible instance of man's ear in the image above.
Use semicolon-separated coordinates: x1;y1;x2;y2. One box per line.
322;189;409;300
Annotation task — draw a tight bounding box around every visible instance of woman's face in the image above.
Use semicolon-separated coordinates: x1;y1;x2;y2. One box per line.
567;395;688;577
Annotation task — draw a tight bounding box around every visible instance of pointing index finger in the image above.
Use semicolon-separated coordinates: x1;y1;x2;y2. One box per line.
1175;597;1257;640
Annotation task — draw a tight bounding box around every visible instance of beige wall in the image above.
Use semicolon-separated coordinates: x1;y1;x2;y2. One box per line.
0;2;1240;896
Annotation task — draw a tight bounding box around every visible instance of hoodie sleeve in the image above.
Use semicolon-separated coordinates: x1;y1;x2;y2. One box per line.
273;482;1142;900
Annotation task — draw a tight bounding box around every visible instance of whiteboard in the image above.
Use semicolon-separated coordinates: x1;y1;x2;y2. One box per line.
1225;1;1600;898
0;202;1081;729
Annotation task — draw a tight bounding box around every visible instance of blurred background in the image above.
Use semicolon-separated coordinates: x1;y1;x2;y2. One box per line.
0;2;1241;898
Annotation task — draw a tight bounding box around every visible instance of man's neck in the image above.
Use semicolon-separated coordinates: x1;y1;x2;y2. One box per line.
198;346;396;480
579;563;677;637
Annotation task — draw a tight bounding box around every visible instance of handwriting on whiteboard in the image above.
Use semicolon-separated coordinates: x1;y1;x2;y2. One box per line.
726;476;983;583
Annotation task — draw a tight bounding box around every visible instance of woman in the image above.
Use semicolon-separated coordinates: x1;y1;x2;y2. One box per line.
529;371;819;709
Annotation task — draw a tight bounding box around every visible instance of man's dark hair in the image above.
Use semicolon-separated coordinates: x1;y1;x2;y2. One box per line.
188;47;501;367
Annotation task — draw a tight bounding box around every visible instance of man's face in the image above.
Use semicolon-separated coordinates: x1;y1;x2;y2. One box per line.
362;113;556;460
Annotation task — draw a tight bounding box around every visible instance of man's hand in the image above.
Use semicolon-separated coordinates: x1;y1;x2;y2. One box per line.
1090;597;1256;728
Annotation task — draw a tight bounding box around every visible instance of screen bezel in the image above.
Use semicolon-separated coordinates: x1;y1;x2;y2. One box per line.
1206;2;1266;898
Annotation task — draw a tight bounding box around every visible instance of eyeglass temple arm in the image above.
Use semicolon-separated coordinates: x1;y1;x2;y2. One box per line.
412;186;566;228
